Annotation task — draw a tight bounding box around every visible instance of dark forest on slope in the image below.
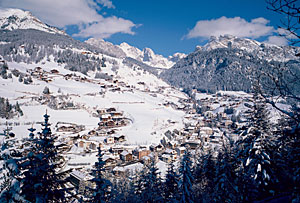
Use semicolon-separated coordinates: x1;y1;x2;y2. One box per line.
160;47;300;95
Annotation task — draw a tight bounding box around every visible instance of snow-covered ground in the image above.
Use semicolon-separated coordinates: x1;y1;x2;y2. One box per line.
0;59;186;145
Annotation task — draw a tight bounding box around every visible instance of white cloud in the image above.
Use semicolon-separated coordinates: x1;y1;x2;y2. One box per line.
265;36;288;46
0;0;136;38
96;0;115;9
0;0;100;27
186;16;274;39
264;28;297;46
277;28;298;39
74;16;136;38
250;17;269;24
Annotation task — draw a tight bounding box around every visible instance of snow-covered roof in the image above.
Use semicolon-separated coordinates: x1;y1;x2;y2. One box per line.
114;134;125;138
113;166;125;172
142;156;150;160
70;170;86;180
121;150;129;156
113;162;144;172
201;127;213;130
170;140;178;144
101;114;111;119
164;148;173;154
162;154;171;158
185;140;200;144
177;147;186;151
103;155;115;161
68;144;84;154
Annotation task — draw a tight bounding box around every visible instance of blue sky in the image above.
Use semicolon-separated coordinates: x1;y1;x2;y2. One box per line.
0;0;293;56
106;0;283;56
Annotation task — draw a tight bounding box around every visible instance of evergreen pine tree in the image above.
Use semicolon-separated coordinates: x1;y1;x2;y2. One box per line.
164;159;179;202
110;171;133;203
277;105;300;202
18;75;23;83
15;102;23;116
43;86;50;95
212;139;239;202
236;90;276;201
178;149;194;203
90;146;111;203
0;130;23;202
126;173;141;202
131;167;147;202
20;112;69;202
289;127;300;202
138;160;163;203
193;148;216;201
4;99;12;119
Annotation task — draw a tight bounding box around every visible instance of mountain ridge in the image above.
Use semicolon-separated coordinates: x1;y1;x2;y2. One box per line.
0;8;66;35
86;38;186;69
0;8;299;96
161;35;300;94
197;35;300;62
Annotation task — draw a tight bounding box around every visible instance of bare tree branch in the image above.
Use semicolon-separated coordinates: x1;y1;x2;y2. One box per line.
266;0;300;45
255;63;300;124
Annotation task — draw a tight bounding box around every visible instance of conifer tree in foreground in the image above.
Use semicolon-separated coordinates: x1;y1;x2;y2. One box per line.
178;149;194;203
125;174;139;202
135;159;163;203
130;166;146;202
277;105;300;202
193;148;216;202
164;159;179;202
236;90;276;201
90;146;111;203
213;138;239;202
20;112;68;202
110;171;133;203
0;127;23;202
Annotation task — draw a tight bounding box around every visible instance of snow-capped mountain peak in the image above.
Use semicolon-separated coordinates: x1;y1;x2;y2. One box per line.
0;8;65;35
86;38;187;69
119;42;143;59
85;38;126;58
200;34;300;62
119;42;184;69
86;38;178;69
202;35;262;51
142;47;155;62
168;52;187;62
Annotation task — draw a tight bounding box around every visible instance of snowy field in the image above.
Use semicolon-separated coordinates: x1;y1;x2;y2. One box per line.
0;60;186;145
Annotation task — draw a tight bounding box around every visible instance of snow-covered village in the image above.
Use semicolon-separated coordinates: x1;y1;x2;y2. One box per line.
0;1;300;202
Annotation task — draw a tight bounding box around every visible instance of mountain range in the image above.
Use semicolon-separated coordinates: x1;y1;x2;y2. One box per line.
161;35;300;94
0;8;299;95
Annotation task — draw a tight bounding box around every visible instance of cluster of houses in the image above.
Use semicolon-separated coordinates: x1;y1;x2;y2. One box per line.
28;66;96;84
64;90;254;192
56;122;85;133
24;66;254;192
97;108;129;129
26;67;60;83
28;66;153;97
0;58;262;197
161;91;252;153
